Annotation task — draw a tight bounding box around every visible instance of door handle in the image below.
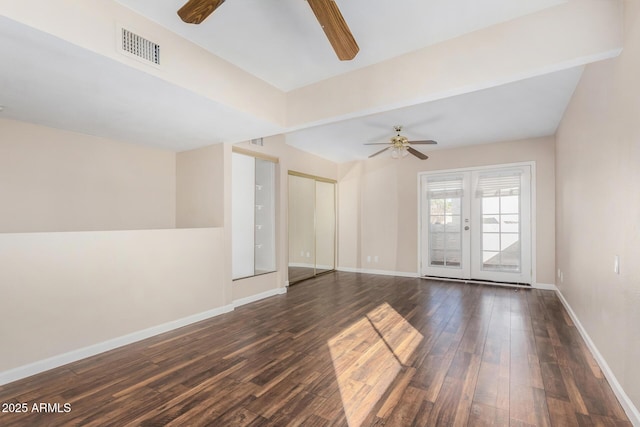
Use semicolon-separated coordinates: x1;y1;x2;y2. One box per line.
464;226;470;230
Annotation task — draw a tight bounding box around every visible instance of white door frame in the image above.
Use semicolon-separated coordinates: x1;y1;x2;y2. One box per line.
417;161;536;285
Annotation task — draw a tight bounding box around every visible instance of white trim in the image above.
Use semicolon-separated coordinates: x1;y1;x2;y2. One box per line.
533;282;557;291
288;262;334;270
0;285;292;386
556;290;640;426
530;162;537;286
337;267;419;278
422;275;532;289
288;262;315;268
233;287;287;308
0;304;234;386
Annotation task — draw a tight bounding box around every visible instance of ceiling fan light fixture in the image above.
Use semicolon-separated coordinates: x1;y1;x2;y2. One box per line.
365;125;437;160
391;146;409;159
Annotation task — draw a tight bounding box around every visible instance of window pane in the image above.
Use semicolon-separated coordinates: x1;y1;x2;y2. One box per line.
502;215;519;233
501;233;519;251
483;233;500;251
430;199;445;215
483;215;500;232
445;251;461;267
482;197;500;214
430;216;445;232
445;231;461;250
447;198;461;215
483;251;499;265
500;239;520;269
501;196;519;214
445;215;461;230
430;249;444;266
430;232;444;250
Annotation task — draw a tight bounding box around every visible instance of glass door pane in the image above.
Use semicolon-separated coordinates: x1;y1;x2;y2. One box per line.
315;180;336;275
421;165;532;285
471;167;531;284
421;174;470;279
288;175;316;283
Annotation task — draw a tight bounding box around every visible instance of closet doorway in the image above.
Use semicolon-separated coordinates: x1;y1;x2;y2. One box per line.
288;171;336;285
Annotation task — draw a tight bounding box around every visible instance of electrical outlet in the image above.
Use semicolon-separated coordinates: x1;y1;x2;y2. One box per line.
374;255;379;263
614;255;620;274
367;255;371;263
560;271;564;283
306;252;311;258
557;269;561;278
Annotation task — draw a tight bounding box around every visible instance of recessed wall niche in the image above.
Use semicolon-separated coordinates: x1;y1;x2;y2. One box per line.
231;150;277;280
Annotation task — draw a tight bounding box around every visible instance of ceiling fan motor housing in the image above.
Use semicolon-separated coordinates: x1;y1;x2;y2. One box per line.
391;135;409;148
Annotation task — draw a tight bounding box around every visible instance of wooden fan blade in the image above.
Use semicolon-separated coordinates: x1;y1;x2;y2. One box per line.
407;146;429;160
178;0;225;24
407;140;438;145
363;143;392;145
368;147;391;158
307;0;359;61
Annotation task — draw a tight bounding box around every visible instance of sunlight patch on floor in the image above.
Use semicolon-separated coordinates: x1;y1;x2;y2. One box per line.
328;302;423;426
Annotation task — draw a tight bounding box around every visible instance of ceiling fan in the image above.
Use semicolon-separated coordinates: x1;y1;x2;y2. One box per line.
365;126;438;160
177;0;359;60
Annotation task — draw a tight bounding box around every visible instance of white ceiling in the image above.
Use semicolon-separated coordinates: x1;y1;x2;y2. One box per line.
116;0;566;91
0;16;283;151
0;1;587;163
285;66;583;162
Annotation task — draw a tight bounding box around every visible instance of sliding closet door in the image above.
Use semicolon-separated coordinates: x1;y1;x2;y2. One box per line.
315;180;336;275
288;174;316;283
288;172;337;284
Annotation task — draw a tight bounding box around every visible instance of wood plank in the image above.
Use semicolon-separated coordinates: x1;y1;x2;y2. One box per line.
0;273;631;426
467;402;509;427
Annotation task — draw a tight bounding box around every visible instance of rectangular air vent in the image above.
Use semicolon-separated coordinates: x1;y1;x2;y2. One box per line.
121;28;160;65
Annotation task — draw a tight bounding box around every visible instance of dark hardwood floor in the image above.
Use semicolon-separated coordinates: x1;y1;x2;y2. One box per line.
0;272;631;426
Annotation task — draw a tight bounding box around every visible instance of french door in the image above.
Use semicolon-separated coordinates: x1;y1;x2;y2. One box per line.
420;165;532;284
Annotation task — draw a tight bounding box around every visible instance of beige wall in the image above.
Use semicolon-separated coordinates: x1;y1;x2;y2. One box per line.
555;0;640;412
176;144;225;228
339;136;556;283
0;227;226;373
0;118;176;232
287;0;622;127
0;1;285;127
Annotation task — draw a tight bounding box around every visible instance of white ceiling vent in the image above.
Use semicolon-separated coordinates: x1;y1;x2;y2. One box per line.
120;28;160;66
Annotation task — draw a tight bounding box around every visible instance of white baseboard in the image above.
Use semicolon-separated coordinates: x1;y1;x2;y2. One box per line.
556;290;640;425
337;267;419;278
288;263;333;270
1;285;291;386
288;262;315;268
0;304;234;386
533;282;558;291
233;287;287;308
